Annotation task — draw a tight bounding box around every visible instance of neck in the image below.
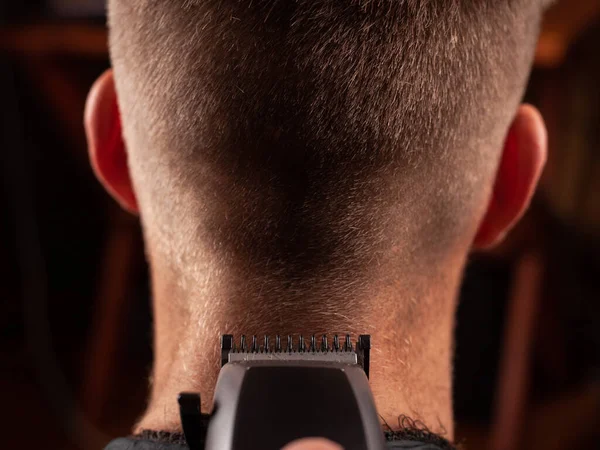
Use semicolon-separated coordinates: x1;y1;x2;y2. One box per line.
135;252;464;440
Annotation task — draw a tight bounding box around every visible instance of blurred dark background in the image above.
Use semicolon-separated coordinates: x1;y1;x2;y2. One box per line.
1;1;599;449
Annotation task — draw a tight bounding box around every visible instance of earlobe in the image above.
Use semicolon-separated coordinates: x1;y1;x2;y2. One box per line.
85;69;139;214
473;104;547;249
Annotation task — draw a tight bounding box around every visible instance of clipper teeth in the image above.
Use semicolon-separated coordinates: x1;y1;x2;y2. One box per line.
230;334;356;353
275;335;281;352
221;334;371;378
345;334;352;351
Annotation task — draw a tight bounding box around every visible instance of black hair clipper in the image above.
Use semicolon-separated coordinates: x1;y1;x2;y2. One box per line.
178;334;386;450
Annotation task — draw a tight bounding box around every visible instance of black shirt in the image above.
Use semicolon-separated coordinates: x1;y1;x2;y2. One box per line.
104;429;455;450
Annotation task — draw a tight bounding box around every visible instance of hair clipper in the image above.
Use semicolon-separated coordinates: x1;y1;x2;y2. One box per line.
178;334;386;450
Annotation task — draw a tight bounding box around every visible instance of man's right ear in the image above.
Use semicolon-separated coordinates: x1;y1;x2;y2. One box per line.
473;104;547;249
84;69;139;214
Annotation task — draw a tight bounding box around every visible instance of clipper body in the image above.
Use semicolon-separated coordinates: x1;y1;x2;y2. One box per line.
181;335;385;450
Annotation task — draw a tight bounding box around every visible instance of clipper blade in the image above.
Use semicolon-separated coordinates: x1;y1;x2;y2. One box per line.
221;334;371;377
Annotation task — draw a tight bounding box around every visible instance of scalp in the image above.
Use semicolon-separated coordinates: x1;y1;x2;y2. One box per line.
107;0;545;279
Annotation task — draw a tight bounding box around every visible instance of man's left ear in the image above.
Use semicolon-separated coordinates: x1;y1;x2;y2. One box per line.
85;69;138;214
473;104;547;249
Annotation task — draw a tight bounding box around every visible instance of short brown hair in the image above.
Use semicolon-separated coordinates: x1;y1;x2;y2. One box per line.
109;0;546;286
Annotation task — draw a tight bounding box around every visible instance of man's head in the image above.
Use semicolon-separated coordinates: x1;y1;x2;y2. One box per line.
90;0;542;271
89;0;550;325
85;0;549;433
88;0;546;317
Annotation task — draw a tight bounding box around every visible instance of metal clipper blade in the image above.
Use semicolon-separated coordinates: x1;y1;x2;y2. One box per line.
220;334;371;378
275;335;281;352
310;335;316;352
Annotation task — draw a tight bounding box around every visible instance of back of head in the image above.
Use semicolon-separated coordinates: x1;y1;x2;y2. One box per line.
96;1;550;433
108;0;545;309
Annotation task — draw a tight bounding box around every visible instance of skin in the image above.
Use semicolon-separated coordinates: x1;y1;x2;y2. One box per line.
283;438;344;450
85;62;546;441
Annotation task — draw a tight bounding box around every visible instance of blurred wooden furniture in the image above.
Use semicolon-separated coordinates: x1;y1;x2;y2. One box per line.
2;0;600;65
536;0;600;67
1;21;140;425
0;23;107;56
490;253;544;450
